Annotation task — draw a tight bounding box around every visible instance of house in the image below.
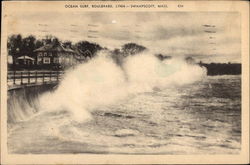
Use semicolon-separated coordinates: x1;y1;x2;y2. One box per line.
15;56;35;66
34;41;77;69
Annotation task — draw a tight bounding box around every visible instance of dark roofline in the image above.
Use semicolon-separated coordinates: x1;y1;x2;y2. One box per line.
34;42;76;53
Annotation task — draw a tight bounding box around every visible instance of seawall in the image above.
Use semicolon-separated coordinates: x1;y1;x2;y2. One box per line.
8;84;57;124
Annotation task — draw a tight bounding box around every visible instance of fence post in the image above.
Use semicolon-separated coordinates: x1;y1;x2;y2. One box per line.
42;72;45;84
28;71;30;84
57;71;59;81
13;71;16;85
50;71;52;82
20;72;23;85
35;71;37;83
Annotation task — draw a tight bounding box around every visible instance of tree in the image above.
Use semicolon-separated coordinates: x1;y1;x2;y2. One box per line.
121;43;147;56
62;41;73;49
42;35;59;45
111;48;123;65
35;39;44;49
75;41;102;57
7;34;23;65
113;48;121;55
21;35;36;58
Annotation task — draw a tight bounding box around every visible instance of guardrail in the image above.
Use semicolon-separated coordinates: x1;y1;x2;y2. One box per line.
7;70;64;89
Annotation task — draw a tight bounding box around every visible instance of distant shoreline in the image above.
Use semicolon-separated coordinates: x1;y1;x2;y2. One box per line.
199;63;241;76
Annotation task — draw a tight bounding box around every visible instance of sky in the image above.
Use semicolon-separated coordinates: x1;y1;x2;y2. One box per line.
7;11;241;63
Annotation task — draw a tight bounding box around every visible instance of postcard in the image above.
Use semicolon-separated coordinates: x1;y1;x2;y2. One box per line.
1;1;249;164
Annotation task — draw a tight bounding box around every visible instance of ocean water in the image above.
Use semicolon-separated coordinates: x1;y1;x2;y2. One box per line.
7;75;241;154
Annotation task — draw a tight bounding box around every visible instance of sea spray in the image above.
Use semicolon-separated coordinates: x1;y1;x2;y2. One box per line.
39;54;128;122
39;52;207;122
124;54;206;93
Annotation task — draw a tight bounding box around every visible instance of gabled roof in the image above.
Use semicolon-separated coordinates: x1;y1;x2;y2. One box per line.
17;56;35;60
34;42;75;53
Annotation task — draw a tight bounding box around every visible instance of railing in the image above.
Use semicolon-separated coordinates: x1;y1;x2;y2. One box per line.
7;70;64;89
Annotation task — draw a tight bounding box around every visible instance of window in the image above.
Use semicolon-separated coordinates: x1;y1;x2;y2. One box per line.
38;52;43;57
58;57;62;63
43;57;50;64
44;52;47;56
65;58;69;63
37;57;42;64
53;57;59;64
